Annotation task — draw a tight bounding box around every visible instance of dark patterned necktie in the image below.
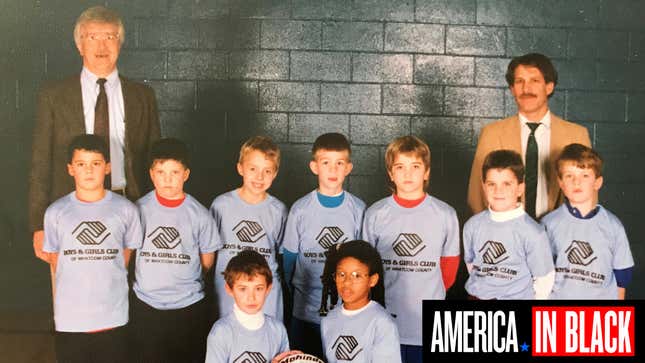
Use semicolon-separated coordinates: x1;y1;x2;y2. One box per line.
94;78;110;188
525;122;541;218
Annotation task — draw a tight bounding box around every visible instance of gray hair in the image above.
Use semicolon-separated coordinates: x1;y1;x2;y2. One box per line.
74;6;125;46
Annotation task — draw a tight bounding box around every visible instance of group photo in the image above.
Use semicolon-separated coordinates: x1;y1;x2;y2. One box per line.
1;1;643;362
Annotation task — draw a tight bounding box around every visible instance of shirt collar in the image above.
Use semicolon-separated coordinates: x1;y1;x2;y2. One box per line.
393;193;426;208
317;190;345;208
519;110;551;130
341;300;374;317
564;199;600;219
81;67;120;89
233;303;265;331
489;203;525;222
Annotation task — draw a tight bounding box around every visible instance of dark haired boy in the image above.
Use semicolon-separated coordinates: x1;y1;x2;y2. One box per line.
463;149;554;300
132;138;221;362
468;52;591;219
282;133;366;358
206;250;296;362
542;143;634;299
43;134;142;363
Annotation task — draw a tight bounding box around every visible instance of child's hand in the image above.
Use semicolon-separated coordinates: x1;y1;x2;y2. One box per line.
33;230;50;263
272;350;303;363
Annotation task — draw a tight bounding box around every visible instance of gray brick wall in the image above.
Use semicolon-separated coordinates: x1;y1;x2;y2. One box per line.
2;0;645;308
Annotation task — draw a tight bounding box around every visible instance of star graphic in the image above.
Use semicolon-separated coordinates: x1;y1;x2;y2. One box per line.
520;342;530;352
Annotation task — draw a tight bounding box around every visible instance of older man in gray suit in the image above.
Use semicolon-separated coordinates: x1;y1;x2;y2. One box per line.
30;6;160;262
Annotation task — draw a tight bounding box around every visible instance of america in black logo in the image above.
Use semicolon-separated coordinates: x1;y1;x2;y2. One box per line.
148;226;182;249
332;335;363;361
72;221;111;245
316;226;348;249
233;220;266;243
478;240;509;265
565;240;597;266
233;351;266;363
392;233;426;257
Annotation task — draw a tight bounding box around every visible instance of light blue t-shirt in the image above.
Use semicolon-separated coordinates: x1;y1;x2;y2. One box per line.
282;190;366;324
542;204;635;299
463;210;554;299
43;191;142;332
321;301;401;363
210;190;287;320
133;191;221;310
362;195;460;345
205;313;290;363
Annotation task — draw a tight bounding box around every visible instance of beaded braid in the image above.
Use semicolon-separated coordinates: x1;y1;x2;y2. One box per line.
319;243;341;316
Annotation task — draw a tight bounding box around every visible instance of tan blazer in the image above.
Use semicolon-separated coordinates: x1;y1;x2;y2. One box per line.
28;75;160;232
467;114;591;216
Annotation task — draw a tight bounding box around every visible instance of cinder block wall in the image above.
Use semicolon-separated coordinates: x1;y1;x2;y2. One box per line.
2;0;644;308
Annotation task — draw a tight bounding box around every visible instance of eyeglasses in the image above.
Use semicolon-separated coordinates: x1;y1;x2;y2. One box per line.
333;271;369;283
83;32;120;42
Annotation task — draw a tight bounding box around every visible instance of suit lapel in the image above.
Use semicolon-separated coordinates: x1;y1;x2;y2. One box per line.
549;115;564;157
65;76;85;136
502;115;522;153
120;76;138;152
546;115;565;209
505;115;525;205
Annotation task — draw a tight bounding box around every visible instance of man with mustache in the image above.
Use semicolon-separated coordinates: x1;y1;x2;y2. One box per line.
467;53;590;219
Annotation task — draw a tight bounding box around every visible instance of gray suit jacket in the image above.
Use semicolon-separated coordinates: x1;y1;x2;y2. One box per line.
28;75;160;232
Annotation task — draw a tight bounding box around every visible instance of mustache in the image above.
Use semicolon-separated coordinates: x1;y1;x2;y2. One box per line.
519;93;537;98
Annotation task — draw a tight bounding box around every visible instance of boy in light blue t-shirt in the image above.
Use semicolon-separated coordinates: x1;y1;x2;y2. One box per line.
282;133;366;358
206;250;299;362
132;138;221;363
362;136;460;363
463;150;554;300
210;136;287;321
542;143;634;299
43;135;142;363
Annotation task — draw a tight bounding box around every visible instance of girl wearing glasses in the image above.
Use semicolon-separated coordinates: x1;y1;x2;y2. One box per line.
319;240;401;363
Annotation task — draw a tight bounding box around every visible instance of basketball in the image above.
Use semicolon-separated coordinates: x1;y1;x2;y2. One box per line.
277;353;325;363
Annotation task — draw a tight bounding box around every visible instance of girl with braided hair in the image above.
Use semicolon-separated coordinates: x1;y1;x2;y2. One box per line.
319;240;401;363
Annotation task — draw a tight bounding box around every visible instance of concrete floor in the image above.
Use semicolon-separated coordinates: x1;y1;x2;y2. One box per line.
0;311;55;363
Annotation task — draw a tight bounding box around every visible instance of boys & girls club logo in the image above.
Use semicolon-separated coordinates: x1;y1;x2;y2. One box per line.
479;240;509;265
148;226;182;249
233;220;266;243
332;335;363;360
393;233;426;257
566;240;597;266
72;221;111;245
233;351;266;363
316;226;348;249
